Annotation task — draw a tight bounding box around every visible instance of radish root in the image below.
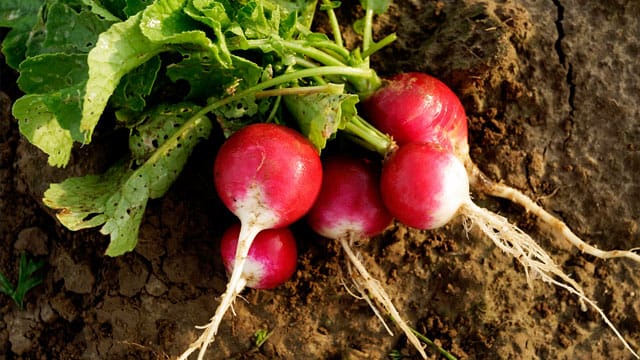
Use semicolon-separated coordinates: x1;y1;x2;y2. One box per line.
340;233;428;359
466;161;640;263
178;225;261;360
460;201;640;359
342;260;395;336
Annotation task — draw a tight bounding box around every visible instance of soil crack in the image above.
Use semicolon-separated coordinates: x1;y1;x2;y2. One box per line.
552;0;576;147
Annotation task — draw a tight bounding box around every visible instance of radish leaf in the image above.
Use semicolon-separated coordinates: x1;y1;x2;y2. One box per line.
111;55;162;114
81;12;164;141
82;0;224;141
13;94;76;167
0;0;44;69
43;103;213;256
284;88;359;151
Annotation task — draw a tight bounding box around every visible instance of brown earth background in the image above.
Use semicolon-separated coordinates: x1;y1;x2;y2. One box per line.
1;0;639;359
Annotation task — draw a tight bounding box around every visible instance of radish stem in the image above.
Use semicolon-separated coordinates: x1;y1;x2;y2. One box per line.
322;0;344;48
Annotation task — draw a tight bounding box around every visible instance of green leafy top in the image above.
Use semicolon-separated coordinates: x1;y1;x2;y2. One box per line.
1;0;395;255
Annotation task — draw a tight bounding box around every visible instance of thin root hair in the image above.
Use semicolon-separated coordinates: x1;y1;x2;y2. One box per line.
340;233;428;359
460;201;639;359
466;161;640;264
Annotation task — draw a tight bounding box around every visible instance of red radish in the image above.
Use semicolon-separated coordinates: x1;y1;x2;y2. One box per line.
362;72;468;158
220;223;297;289
214;123;323;230
380;142;468;230
307;156;392;239
307;155;427;359
363;72;640;264
180;123;322;360
380;142;639;358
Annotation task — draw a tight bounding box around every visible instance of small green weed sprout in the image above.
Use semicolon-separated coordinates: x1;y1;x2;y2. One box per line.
0;252;45;309
253;328;273;348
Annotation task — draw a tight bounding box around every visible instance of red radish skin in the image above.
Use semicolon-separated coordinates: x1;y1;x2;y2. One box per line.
220;224;297;290
306;155;427;359
307;156;392;239
380;143;468;230
362;72;468;158
180;123;322;360
380;142;639;358
214;123;323;229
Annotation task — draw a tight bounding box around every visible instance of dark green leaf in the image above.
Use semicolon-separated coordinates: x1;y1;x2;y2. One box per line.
111;55;162;113
17;53;88;93
25;1;115;57
0;0;45;69
82;0;222;140
166;52;262;100
124;0;154;17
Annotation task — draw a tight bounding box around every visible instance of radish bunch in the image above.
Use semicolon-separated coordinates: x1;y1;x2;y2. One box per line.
179;123;322;360
362;72;640;357
183;73;639;359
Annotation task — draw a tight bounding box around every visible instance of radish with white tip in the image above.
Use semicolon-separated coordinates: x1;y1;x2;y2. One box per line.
179;123;322;360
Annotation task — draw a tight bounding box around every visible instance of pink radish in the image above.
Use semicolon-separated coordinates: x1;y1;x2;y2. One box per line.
307;156;392;240
380;142;468;230
220;223;297;290
179;123;322;360
363;72;640;263
380;141;639;358
307;155;427;358
362;72;468;158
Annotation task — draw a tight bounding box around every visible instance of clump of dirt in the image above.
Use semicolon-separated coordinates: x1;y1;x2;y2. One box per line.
1;1;639;359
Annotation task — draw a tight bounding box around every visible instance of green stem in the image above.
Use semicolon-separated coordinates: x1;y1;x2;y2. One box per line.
322;0;344;48
265;96;281;123
244;39;349;66
362;8;374;53
194;66;374;120
342;115;396;156
409;328;458;360
361;33;397;59
254;84;345;98
283;41;347;66
240;38;384;95
293;56;321;69
291;57;327;85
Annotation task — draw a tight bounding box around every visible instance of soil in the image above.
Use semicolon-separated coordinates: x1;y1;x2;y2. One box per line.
1;0;639;359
